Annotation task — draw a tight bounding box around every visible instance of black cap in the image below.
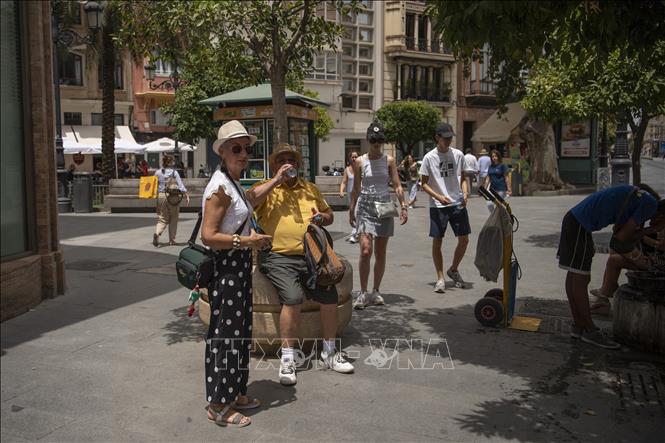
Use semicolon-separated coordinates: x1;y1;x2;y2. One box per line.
367;121;386;142
436;122;455;138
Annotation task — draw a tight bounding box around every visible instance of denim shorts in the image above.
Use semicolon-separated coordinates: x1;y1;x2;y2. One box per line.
429;205;471;238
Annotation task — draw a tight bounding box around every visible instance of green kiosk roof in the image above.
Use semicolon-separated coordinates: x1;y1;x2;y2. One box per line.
199;83;329;108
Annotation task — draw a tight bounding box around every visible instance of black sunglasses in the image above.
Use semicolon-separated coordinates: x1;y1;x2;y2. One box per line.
368;135;385;144
231;144;252;155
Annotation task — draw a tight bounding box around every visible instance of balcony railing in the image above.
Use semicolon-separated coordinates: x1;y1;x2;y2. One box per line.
397;83;451;102
402;36;453;55
405;36;415;50
469;79;497;95
418;38;427;51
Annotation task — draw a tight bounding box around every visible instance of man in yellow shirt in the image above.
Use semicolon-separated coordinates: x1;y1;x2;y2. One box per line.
250;143;354;386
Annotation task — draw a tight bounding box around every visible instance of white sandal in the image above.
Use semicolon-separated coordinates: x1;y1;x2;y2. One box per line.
206;405;251;428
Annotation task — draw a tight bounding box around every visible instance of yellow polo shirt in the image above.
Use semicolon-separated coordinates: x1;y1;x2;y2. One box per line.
251;179;330;256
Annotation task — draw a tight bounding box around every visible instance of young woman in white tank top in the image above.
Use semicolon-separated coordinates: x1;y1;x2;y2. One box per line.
349;122;408;309
339;151;359;242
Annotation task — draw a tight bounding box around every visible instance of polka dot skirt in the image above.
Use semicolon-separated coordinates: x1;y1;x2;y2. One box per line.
205;248;252;405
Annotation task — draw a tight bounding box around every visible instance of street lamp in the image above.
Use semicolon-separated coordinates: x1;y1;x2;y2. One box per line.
52;0;104;212
143;60;183;166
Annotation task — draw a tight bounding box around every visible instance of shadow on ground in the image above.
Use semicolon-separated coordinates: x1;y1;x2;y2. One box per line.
347;296;665;442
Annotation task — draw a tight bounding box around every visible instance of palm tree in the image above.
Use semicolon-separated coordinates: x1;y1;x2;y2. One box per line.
100;4;118;182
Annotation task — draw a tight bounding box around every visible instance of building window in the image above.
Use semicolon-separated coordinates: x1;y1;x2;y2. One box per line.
357;11;372;25
418;16;428;51
342;26;356;41
1;0;29;258
358;79;373;93
342;44;355;58
358;62;373;76
405;13;415;50
358;45;372;59
97;60;124;89
342;78;356;92
150;108;170;126
91;113;125;126
359;28;373;43
58;51;83;86
341;95;355;109
342;61;356;75
64;112;82;125
154;58;174;76
358;96;373;110
306;51;338;80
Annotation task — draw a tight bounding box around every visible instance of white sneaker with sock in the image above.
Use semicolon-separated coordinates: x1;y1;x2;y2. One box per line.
321;351;354;373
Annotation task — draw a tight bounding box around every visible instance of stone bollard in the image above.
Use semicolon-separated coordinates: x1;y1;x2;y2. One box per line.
199;256;353;355
613;271;665;354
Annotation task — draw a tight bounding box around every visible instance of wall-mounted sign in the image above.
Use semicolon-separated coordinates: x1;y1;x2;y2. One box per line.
561;122;591;157
240;107;257;118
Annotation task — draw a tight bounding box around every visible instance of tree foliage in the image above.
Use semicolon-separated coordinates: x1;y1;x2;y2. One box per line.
427;0;665;185
376;101;441;157
115;0;354;147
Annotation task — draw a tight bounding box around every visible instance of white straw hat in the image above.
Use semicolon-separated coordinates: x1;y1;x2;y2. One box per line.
212;120;257;153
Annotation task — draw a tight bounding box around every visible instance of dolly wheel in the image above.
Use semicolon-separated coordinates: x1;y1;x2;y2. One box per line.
474;298;504;327
484;288;503;301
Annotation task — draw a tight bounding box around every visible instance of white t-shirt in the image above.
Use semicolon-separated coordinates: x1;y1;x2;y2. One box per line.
464;153;479;173
478;155;491;177
419;146;473;208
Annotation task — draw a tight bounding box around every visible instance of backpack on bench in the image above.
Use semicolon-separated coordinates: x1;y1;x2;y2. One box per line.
303;224;346;290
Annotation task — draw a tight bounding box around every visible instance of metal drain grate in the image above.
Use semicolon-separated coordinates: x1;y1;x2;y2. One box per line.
612;370;665;417
65;260;126;271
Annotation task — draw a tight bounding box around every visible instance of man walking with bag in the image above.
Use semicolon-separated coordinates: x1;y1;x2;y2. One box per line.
420;123;475;293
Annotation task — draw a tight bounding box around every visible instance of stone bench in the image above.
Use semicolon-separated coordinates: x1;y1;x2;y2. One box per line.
198;256;353;355
105;178;209;213
315;175;348;210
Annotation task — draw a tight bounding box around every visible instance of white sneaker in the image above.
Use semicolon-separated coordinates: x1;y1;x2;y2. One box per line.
434;279;446;293
279;360;297;386
369;289;385;305
348;235;358;244
353;292;369;310
321;351;354;374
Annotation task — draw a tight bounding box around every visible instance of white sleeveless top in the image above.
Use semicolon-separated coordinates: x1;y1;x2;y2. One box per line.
360;154;390;197
202;170;251;238
346;166;355;195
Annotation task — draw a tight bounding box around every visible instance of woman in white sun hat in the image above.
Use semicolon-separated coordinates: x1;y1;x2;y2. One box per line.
200;120;292;428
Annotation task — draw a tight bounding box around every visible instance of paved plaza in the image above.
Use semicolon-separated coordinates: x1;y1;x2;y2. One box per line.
2;159;664;442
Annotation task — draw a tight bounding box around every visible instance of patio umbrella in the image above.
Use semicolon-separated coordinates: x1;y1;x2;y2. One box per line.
143;137;196;153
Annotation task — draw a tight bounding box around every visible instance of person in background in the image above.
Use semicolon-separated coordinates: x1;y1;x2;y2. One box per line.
463;149;479;195
557;184;664;349
400;154;419;208
152;154;189;246
66;163;76;183
350;121;408;309
339;151;359;243
138;160;149;176
477;148;491;192
419;123;475;293
484;149;512;213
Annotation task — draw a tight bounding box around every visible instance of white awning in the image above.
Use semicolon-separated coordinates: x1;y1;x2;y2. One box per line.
471;102;526;144
64;125;145;154
143;137;196;153
63;127;99;153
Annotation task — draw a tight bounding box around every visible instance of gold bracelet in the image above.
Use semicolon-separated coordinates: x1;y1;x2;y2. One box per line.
232;234;241;250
